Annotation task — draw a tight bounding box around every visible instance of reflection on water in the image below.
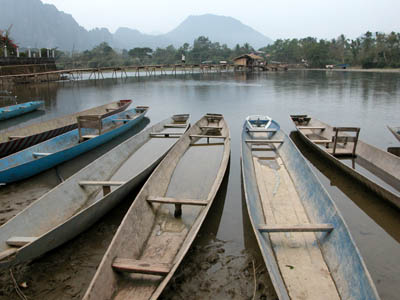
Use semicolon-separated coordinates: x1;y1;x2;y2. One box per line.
0;70;399;299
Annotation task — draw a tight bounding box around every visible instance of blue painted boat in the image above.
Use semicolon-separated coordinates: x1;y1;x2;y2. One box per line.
0;100;132;158
0;114;189;268
241;116;380;300
0;101;44;121
0;106;148;183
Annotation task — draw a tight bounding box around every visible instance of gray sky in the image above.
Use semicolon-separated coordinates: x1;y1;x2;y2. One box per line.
42;0;400;40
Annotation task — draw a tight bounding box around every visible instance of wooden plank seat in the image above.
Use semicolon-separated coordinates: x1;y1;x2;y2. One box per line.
251;147;277;151
147;196;208;206
147;196;208;217
331;127;360;156
258;224;334;233
79;181;125;196
8;136;26;140
81;134;98;139
190;135;226;139
149;132;183;137
32;152;52;158
245;139;284;144
164;124;187;128
297;126;325;130
112;258;172;275
247;128;278;132
190;142;225;147
311;139;331;144
79;181;125;186
199;126;223;130
6;236;37;247
78;115;103;142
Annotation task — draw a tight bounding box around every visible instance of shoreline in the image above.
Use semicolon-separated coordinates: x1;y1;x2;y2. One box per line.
305;67;400;73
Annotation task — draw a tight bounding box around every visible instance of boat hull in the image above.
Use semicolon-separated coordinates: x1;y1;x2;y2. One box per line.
292;117;400;209
0;115;189;268
0;101;44;121
388;126;400;142
83;114;230;300
0;106;147;183
0;100;132;157
241;123;380;300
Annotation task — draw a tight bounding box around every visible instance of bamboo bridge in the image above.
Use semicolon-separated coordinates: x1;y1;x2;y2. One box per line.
0;62;288;85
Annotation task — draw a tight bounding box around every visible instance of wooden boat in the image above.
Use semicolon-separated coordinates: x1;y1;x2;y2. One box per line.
0;100;132;158
241;115;380;300
0;106;148;183
291;115;400;209
0;114;189;268
83;113;230;300
0;100;44;121
388;125;400;142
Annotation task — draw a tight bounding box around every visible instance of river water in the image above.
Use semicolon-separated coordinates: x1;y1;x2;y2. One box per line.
0;70;399;299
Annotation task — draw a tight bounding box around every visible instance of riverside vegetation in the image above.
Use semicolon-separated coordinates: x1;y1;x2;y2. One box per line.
3;30;400;69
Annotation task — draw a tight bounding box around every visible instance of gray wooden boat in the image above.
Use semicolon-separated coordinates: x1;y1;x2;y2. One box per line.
388;125;400;142
242;116;380;300
291;115;400;209
0;114;190;268
0;99;132;157
83;113;230;300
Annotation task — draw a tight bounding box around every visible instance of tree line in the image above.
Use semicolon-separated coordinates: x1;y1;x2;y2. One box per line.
260;31;400;68
30;31;400;69
56;36;256;69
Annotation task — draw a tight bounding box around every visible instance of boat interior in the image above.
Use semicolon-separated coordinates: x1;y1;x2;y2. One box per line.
85;114;229;300
0;115;189;265
291;114;400;197
245;128;341;299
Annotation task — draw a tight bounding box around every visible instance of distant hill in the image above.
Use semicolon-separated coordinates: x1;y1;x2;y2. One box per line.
164;14;272;49
0;0;272;50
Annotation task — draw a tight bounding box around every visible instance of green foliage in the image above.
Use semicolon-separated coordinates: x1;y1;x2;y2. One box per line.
54;32;400;69
261;32;400;68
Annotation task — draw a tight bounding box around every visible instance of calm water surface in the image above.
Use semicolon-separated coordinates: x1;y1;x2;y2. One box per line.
2;70;400;299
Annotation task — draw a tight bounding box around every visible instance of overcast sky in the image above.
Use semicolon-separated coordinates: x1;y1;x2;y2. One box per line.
42;0;400;40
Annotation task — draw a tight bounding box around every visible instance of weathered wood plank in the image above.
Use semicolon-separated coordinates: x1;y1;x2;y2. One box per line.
79;181;125;186
190;135;226;139
259;224;333;232
245;139;284;144
8;136;26;140
147;196;208;206
6;236;37;247
81;135;98;139
164;124;187;128
333;127;360;132
149;132;183;137
311;139;331;144
199;126;223;129
297;126;325;130
32;152;52;157
112;258;171;275
247;129;277;132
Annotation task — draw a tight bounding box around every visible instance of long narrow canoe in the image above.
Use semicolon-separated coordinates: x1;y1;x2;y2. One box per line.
388;125;400;142
0;100;44;121
84;113;230;300
0;114;189;268
0;99;132;157
291;115;400;209
241;116;380;300
0;106;148;183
